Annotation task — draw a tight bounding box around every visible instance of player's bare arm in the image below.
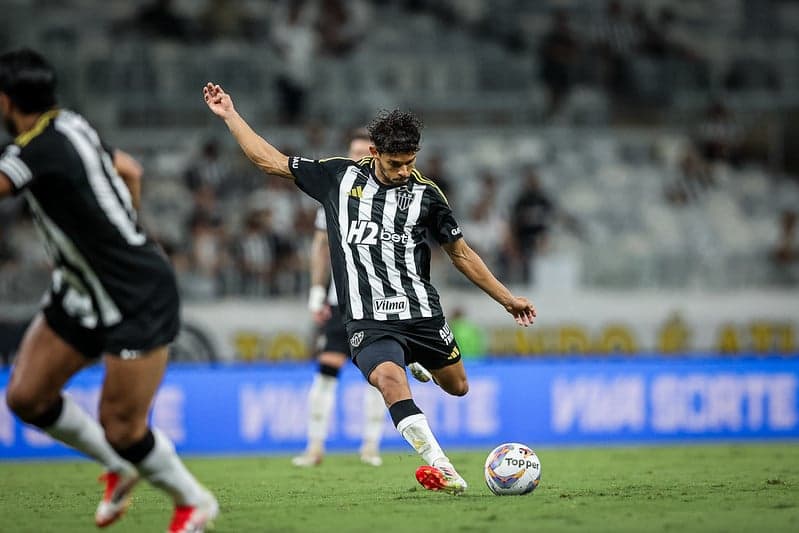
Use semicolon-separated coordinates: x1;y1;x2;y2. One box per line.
0;171;13;198
443;238;536;327
309;229;332;323
202;82;292;179
113;149;142;210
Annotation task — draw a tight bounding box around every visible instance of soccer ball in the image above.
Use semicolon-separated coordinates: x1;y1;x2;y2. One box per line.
484;442;541;495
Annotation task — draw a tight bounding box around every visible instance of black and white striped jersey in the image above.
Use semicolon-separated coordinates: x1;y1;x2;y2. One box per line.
291;155;463;323
0;109;174;328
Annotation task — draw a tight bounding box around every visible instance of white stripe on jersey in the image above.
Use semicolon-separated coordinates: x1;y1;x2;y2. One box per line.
403;183;432;316
337;167;363;318
381;188;412;319
55;113;145;246
356;179;386;319
0;145;33;189
26;193;122;326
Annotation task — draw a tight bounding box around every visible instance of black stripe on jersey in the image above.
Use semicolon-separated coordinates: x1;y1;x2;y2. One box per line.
391;184;422;317
366;187;400;320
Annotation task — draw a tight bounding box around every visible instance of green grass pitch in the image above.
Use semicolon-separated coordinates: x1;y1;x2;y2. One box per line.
1;443;798;532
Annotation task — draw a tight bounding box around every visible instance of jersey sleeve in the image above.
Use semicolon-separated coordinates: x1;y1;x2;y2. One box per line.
427;188;464;244
0;138;57;194
289;156;352;203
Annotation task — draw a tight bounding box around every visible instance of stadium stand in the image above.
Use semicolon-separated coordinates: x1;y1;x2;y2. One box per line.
1;0;798;307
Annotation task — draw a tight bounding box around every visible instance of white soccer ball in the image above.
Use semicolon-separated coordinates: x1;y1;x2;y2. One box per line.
484;442;541;495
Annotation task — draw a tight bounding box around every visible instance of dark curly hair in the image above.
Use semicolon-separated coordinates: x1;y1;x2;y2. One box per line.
0;48;57;113
367;109;423;154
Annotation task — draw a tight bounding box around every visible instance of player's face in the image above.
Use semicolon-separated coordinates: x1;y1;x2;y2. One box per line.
348;139;371;160
372;149;417;186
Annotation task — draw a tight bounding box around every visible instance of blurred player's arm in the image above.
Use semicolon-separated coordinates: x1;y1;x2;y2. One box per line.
443;238;536;327
113;149;143;210
308;229;332;323
202;82;292;179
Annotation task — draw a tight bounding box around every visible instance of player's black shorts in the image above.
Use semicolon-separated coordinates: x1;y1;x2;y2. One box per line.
42;270;180;359
314;305;350;356
345;315;461;372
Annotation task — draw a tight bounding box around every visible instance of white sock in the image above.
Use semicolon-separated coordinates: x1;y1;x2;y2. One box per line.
361;385;385;451
136;428;207;506
44;393;133;474
396;413;448;466
306;373;337;450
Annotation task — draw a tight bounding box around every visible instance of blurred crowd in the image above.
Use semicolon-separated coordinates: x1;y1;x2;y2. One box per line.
1;0;799;305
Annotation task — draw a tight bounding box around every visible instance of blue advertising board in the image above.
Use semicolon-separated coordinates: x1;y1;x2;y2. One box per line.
1;357;798;459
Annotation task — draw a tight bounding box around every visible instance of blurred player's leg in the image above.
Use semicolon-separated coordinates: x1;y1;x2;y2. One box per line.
102;347;217;532
359;384;385;466
293;361;340;466
5;315;137;500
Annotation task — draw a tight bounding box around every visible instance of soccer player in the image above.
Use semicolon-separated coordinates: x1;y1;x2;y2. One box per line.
0;49;218;532
203;82;536;495
293;128;387;467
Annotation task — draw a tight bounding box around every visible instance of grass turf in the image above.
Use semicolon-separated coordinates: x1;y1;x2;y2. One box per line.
1;443;797;532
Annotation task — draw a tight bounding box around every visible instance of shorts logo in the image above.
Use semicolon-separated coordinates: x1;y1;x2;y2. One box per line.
119;349;142;360
396;187;415;211
448;346;461;360
451;227;462;236
439;322;454;345
374;295;409;315
350;331;364;347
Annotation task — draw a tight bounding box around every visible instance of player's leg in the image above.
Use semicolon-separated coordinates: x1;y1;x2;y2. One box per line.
5;314;135;477
100;346;217;533
359;383;385;466
428;360;469;397
357;338;466;494
292;350;347;466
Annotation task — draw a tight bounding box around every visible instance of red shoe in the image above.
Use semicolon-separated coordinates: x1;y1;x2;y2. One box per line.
95;470;140;527
415;464;467;495
167;492;219;533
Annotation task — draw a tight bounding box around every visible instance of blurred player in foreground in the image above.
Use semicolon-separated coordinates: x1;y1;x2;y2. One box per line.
293;128;387;467
0;49;217;532
204;82;536;495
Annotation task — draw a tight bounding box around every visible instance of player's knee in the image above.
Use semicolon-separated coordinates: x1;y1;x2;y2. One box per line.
5;384;53;423
99;406;146;448
443;379;469;397
369;364;405;394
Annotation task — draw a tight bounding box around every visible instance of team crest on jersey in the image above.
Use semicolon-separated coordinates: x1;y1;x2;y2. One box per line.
396;187;415;211
350;331;364;347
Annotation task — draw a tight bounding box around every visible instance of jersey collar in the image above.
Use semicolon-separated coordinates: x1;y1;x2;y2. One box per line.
15;108;60;147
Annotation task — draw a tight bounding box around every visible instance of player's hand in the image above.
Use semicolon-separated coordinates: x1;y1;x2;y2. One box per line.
203;82;235;119
312;305;332;325
504;296;536;327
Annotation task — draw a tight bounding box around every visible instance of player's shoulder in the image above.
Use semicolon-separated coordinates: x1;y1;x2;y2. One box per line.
411;168;449;204
314;156;375;176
